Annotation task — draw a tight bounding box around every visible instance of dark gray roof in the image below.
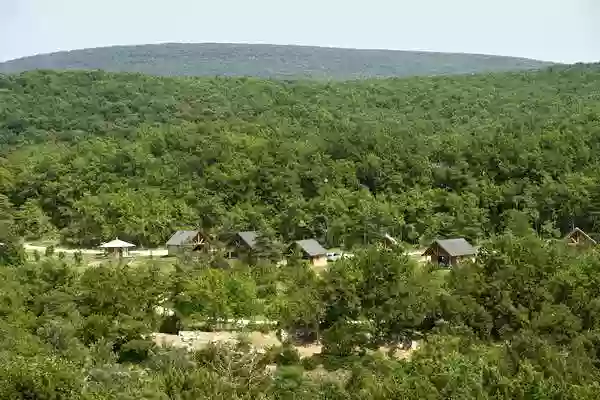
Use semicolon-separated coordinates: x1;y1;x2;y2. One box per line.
435;238;476;257
237;231;259;249
166;230;200;246
295;239;327;257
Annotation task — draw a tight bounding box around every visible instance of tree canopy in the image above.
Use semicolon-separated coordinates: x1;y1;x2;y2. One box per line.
2;65;600;247
1;235;600;398
4;56;600;398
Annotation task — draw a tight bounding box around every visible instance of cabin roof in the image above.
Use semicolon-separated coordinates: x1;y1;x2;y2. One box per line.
294;239;327;257
383;233;399;246
237;231;259;249
166;230;200;246
423;238;476;257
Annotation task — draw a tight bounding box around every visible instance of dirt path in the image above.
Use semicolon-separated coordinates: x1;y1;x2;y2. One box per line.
23;242;426;262
152;330;418;360
23;243;169;257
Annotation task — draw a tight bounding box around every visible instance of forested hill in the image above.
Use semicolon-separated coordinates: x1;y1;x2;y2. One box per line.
1;64;600;247
0;43;555;79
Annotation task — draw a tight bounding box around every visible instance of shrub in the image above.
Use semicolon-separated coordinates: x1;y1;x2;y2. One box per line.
302;356;321;371
276;343;301;366
118;339;156;364
73;251;83;265
158;314;182;335
45;245;55;257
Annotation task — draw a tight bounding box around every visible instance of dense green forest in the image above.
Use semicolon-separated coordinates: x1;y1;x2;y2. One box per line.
0;43;554;79
3;60;600;398
2;233;600;398
1;65;600;247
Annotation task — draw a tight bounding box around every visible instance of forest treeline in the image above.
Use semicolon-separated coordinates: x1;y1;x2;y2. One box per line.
2;234;600;398
1;64;600;248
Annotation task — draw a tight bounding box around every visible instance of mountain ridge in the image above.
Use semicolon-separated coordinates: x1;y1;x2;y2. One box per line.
0;42;556;79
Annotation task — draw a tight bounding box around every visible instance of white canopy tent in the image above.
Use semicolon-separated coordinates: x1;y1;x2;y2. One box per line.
99;238;136;257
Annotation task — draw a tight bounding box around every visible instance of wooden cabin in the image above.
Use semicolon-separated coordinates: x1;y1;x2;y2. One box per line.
290;239;328;267
422;238;476;267
166;230;209;256
226;231;259;258
564;227;597;247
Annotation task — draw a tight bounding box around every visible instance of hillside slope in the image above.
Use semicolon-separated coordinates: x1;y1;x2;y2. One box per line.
0;64;599;248
0;43;555;79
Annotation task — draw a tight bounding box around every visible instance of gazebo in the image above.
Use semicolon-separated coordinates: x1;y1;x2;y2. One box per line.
99;238;136;258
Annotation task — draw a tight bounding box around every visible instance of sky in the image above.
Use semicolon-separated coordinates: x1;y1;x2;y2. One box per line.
1;0;598;63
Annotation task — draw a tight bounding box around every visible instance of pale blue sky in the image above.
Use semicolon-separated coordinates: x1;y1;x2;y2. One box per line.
1;0;598;63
